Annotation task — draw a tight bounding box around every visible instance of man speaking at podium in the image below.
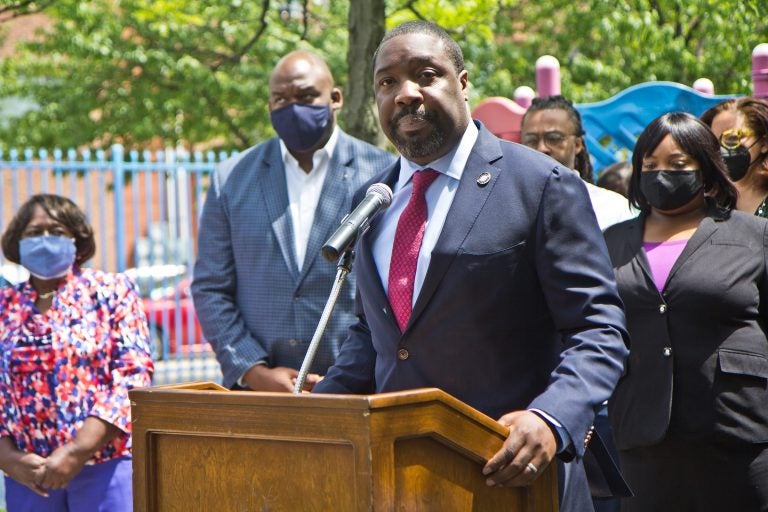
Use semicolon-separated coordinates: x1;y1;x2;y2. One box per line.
313;21;629;512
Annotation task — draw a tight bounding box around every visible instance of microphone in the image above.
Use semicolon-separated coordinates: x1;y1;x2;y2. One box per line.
322;183;393;261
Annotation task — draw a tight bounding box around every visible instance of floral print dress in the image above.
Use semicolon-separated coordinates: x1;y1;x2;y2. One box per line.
0;267;153;464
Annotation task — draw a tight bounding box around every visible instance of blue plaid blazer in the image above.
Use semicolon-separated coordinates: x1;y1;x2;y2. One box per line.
192;130;395;387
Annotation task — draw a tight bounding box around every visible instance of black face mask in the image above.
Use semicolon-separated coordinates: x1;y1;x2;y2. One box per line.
640;170;703;211
721;146;751;181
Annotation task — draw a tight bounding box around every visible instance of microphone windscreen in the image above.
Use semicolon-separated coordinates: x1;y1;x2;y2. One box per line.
367;183;393;207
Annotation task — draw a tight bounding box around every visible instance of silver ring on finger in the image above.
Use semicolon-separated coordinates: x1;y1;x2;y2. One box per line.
526;462;538;475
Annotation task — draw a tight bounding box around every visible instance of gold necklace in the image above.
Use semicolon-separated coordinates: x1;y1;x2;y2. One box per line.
37;289;57;300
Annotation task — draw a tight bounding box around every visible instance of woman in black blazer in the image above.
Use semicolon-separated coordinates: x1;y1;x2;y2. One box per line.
604;112;768;511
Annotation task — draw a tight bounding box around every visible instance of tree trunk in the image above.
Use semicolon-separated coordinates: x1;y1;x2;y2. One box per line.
344;0;386;147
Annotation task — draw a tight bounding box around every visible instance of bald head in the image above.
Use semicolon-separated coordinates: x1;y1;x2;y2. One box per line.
269;51;334;91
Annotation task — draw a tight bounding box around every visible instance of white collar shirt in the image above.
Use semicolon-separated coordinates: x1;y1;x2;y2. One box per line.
583;181;638;230
372;121;479;305
280;126;340;271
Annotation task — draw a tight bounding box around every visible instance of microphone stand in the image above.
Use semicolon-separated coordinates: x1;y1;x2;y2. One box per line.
293;249;354;394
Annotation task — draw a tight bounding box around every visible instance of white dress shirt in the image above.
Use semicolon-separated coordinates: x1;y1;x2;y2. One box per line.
281;127;340;270
371;121;478;303
584;181;637;231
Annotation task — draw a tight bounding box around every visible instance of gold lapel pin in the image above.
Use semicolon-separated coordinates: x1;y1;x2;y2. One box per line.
477;172;491;186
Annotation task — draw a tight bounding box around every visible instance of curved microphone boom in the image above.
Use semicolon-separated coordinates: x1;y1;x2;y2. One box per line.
321;183;393;261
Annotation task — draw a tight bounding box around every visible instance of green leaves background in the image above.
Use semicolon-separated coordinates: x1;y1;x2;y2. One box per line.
0;0;763;150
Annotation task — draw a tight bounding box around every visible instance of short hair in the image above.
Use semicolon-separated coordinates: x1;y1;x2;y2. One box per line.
700;96;768;145
373;21;465;75
596;161;632;198
628;112;737;212
522;95;594;184
1;194;96;266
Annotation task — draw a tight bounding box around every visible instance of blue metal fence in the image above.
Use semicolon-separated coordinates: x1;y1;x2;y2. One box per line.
0;144;239;385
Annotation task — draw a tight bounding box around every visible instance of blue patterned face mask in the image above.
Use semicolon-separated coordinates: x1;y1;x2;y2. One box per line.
270;103;331;152
19;235;76;280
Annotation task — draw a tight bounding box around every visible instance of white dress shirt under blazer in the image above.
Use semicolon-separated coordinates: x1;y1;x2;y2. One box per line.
371;121;479;305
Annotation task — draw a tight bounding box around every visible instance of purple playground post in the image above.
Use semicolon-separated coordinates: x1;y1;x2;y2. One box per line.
535;55;561;98
513;85;535;109
692;78;714;95
754;43;768;99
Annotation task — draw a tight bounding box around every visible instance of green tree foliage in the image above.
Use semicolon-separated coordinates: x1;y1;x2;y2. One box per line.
485;0;765;102
0;0;764;149
0;0;350;149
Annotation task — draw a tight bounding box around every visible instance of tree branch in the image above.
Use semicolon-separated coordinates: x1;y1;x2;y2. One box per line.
199;87;251;147
648;0;665;27
683;14;702;47
674;2;682;39
404;0;427;21
300;0;309;40
0;0;56;21
211;0;270;71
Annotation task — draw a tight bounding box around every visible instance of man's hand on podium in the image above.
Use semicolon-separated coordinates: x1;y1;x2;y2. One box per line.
482;410;556;488
243;365;321;392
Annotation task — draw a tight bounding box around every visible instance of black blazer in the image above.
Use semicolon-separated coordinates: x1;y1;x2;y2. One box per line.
605;207;768;450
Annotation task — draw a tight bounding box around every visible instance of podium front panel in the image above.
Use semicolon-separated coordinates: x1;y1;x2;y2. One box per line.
394;436;527;511
148;433;357;511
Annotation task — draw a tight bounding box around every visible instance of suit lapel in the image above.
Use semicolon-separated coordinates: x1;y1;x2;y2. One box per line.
623;216;656;290
664;214;718;288
409;128;503;327
357;161;402;326
367;161;402;237
259;140;300;282
299;133;355;281
624;209;720;293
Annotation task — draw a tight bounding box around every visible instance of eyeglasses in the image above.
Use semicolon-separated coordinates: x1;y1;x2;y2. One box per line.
719;128;755;150
520;131;576;149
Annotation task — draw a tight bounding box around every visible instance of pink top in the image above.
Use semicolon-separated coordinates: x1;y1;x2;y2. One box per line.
643;239;689;292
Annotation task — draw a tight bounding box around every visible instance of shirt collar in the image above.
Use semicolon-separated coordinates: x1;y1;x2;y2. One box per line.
397;120;479;187
279;125;340;170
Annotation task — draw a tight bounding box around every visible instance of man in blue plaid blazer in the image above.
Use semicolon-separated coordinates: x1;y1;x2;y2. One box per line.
192;51;394;391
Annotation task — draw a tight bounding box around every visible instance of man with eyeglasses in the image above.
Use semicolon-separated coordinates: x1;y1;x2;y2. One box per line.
520;96;636;231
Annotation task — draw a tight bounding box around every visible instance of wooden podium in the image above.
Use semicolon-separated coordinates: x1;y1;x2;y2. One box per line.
130;383;558;511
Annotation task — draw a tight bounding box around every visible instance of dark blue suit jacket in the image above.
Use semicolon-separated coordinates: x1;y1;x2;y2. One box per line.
314;124;630;509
